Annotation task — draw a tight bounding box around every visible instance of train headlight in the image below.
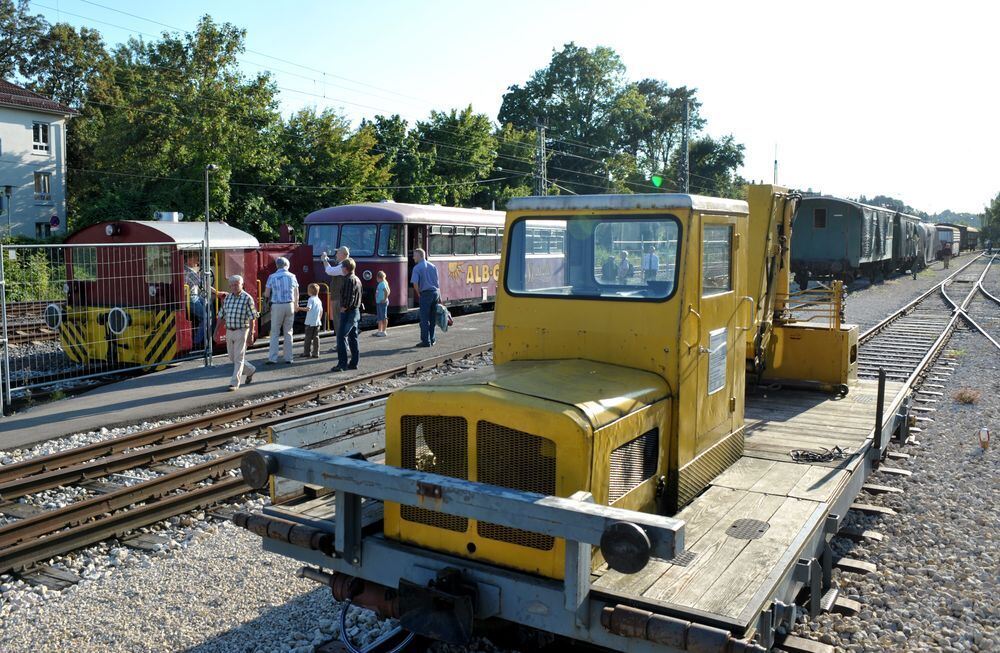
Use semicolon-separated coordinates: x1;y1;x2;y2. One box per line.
362;270;373;281
62;283;69;294
107;307;129;335
44;303;63;330
149;284;158;297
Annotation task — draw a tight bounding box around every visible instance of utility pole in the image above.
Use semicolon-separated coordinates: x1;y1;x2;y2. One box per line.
773;144;778;185
203;163;218;368
679;98;690;193
533;120;547;196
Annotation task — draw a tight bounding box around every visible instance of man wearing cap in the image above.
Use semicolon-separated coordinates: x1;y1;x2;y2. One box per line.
264;256;299;364
217;275;259;391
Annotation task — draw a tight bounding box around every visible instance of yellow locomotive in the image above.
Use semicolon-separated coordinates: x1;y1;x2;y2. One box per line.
383;185;857;579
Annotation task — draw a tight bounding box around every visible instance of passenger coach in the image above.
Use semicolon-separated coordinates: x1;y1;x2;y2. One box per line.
304;202;505;317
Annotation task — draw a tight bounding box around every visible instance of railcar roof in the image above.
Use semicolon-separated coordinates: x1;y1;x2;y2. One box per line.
124;221;259;249
506;193;747;214
800;195;928;221
304;202;504;226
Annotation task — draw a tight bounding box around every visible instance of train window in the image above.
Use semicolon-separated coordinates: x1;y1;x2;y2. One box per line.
429;225;453;256
306;224;338;257
340;224;377;257
145;245;173;284
702;224;732;296
377;224;403;256
71;247;97;281
814;208;827;229
477;227;497;254
453;227;476;255
497;227;504;252
506;215;679;301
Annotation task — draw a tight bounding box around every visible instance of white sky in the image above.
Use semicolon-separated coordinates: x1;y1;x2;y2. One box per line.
35;0;1000;214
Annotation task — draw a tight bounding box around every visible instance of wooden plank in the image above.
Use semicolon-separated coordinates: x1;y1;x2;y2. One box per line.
748;461;812;496
641;492;785;605
850;503;897;517
835;526;884;543
776;634;836;653
710;458;775;491
877;466;912;477
694;497;820;618
741;448;859;470
788;466;848;502
832;596;862;615
886;451;911;460
862;483;903;495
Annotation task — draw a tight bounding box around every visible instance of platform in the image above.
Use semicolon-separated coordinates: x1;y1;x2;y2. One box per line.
592;377;907;634
0;312;493;450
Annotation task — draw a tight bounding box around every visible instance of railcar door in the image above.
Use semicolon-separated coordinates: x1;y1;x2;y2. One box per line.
407;225;427;308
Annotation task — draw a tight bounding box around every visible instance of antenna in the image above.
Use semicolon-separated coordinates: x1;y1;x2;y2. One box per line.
773;144;778;185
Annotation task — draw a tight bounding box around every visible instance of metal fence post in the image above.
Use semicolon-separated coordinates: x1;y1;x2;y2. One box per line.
202;240;212;368
0;242;9;412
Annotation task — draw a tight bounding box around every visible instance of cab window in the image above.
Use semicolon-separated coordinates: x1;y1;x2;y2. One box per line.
340;223;377;257
702;224;732;296
306;224;338;257
377;224;404;256
71;247;97;281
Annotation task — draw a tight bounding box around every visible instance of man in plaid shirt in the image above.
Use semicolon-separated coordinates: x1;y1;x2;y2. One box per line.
218;275;260;390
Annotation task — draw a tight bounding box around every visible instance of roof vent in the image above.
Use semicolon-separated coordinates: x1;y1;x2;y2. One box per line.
154;211;183;222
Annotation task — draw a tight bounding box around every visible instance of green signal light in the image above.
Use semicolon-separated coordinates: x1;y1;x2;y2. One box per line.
651;175;663;188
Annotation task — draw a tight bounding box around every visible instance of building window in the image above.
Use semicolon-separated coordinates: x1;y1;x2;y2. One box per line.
814;208;827;229
34;172;52;201
33;122;50;153
35;222;51;238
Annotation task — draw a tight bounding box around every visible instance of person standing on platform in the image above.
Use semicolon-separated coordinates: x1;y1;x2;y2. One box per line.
321;246;350;336
300;283;323;358
410;248;440;347
264;256;298;365
374;270;390;337
642;244;659;282
332;258;362;372
218;275;259;391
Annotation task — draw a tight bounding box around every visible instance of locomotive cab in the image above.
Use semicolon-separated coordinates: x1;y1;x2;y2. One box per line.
384;194;752;578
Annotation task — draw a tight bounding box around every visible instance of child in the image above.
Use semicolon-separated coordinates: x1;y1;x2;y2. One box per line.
300;283;323;357
374;271;390;337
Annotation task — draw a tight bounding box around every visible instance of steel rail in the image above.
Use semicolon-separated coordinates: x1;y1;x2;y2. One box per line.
0;476;248;573
0;343;491;483
860;254;985;343
950;256;1000;351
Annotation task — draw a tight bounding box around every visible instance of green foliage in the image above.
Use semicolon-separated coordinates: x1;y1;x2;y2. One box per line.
982;193;1000;242
0;0;44;79
2;249;63;301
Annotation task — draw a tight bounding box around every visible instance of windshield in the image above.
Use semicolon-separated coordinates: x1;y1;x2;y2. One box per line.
505;215;680;301
340;223;377;257
306;224;338;257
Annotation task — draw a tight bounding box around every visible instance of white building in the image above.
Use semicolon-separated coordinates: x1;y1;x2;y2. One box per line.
0;80;77;239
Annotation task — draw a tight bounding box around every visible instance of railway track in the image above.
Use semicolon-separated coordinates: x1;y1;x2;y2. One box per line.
3;301;62;346
857;254;998;383
0;343;491;578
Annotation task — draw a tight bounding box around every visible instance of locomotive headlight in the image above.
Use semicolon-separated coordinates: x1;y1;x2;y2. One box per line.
62;283;69;293
362;270;373;281
44;303;63;330
149;284;157;297
107;307;129;335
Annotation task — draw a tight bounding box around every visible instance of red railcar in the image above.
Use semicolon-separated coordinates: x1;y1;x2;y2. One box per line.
303;202;505;317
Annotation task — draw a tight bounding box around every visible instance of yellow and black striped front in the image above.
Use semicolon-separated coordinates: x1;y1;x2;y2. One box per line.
58;306;180;367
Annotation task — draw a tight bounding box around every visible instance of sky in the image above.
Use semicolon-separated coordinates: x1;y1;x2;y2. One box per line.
30;0;999;214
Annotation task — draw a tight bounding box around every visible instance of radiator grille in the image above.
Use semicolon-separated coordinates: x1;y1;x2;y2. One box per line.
476;421;556;551
608;429;659;503
400;415;468;533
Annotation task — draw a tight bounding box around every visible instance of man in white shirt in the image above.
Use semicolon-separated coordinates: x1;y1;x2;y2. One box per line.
264;257;299;364
321;246;349;336
642;244;660;282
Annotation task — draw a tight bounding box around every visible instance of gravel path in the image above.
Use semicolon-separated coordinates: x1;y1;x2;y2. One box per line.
842;259;967;332
791;328;999;652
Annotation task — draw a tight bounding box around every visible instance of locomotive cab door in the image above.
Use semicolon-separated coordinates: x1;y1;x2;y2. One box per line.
407;225;428;308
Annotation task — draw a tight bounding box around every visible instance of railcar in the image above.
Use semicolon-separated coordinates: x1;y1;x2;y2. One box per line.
56;218;308;368
939;223;979;252
936;224;961;258
790;196;894;287
916;221;939;268
892;211;924;272
303;202;506;317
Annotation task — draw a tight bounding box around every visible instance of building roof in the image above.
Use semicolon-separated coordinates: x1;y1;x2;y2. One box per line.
506;193;748;214
0;79;78;116
125;221;260;249
304;202;505;226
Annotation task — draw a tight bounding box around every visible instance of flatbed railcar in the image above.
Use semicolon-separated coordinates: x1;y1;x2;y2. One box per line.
304;202;506;317
236;185;929;652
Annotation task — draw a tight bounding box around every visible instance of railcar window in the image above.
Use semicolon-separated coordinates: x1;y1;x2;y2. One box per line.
506;215;679;301
453;226;476;255
429;225;453;256
702;224;733;296
377;224;403;256
340;224;377;257
145;245;173;284
814;208;827;229
477;227;497;254
71;247;97;281
306;225;338;257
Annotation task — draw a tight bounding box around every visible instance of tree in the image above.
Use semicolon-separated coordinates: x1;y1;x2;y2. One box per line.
364;114;435;204
982;193;1000;243
668;135;746;199
414;106;496;206
22;23;109;108
0;0;44;79
472;123;534;209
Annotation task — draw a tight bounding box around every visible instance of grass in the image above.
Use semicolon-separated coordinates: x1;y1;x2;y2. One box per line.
952;388;980;404
946;348;967;357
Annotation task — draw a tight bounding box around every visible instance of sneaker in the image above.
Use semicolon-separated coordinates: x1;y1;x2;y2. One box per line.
376;332;388;337
330;366;346;372
347;365;358;370
245;372;254;385
265;361;276;366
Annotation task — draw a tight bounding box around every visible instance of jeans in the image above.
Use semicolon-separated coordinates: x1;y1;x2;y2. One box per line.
303;325;320;357
191;298;206;347
336;308;360;368
418;289;440;345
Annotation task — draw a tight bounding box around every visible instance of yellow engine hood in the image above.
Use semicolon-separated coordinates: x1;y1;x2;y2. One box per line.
412;359;669;430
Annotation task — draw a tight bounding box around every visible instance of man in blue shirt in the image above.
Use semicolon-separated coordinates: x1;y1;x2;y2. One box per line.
410;248;440;347
264;256;299;364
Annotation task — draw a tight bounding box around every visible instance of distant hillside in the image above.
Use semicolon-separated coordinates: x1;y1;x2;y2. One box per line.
854;195;981;226
930;209;981;227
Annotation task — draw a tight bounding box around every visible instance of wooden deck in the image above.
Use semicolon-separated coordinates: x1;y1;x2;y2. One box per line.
593;378;906;626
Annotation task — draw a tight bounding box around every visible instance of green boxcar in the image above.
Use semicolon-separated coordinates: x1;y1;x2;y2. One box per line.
791;196;895;287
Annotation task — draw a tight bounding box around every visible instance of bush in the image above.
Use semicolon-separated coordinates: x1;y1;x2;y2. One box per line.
952;388;980;404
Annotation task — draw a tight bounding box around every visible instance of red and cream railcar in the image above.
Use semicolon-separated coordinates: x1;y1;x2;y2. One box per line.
303;202;506;317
